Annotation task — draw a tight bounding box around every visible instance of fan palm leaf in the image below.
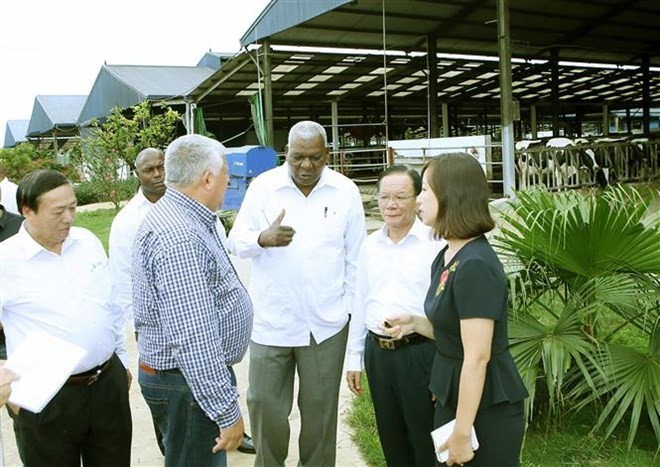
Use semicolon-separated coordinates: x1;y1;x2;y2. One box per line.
569;335;660;448
497;185;660;448
510;306;599;419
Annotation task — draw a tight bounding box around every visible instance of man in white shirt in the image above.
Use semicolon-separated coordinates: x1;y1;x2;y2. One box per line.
0;165;19;214
228;120;366;467
346;165;444;467
109;148;166;338
0;169;131;466
108;147;166;455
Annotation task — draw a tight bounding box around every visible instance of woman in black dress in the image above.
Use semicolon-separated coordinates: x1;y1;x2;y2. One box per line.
384;153;528;466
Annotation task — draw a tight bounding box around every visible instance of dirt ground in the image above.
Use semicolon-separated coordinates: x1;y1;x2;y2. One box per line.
0;256;368;467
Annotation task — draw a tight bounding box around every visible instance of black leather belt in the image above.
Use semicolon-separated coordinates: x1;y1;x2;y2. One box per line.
369;331;429;350
66;358;112;386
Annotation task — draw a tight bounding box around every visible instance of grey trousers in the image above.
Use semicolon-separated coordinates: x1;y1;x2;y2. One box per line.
247;324;349;467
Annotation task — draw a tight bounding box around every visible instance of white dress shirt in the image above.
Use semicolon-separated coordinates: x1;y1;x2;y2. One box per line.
228;164;366;347
108;188;155;332
0;176;19;214
345;219;445;372
0;226;128;373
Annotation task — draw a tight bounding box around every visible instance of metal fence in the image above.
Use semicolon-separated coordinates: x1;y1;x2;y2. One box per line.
515;140;659;191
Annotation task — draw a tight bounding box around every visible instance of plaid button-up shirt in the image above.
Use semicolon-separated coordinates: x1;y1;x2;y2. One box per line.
132;188;253;427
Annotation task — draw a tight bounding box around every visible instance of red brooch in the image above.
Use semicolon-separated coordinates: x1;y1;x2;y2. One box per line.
435;261;459;296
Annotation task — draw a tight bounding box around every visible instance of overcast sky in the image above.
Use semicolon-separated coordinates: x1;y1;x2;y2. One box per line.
0;0;270;145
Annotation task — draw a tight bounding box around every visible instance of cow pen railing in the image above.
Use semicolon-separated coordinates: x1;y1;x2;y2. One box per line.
303;139;657;196
328;146;388;182
390;144;505;196
515;140;659;191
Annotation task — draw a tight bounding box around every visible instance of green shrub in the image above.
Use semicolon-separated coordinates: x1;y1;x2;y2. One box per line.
75;178;138;206
217;209;236;234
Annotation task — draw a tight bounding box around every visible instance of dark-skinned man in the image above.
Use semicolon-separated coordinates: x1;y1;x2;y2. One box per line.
228;120;366;467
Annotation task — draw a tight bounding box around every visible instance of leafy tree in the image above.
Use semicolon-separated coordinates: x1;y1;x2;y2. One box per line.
132;101;180;168
0;143;79;182
495;186;660;449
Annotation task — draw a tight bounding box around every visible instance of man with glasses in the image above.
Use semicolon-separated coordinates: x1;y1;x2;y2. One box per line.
228;120;366;467
346;165;444;467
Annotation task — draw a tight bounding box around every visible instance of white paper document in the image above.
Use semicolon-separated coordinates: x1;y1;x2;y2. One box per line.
431;419;479;463
4;331;88;413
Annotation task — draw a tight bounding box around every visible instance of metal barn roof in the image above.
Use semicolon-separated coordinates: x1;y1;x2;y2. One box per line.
182;45;660;128
78;64;216;126
177;0;660;132
241;0;660;66
3;120;29;148
26;95;87;137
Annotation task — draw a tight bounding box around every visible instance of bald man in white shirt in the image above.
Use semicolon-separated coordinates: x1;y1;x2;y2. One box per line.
228;121;366;467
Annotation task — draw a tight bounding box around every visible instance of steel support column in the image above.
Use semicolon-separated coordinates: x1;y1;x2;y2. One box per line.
427;34;439;138
262;39;274;147
497;0;515;197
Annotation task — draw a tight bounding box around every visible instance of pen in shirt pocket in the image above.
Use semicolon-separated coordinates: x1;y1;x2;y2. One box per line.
324;207;328;218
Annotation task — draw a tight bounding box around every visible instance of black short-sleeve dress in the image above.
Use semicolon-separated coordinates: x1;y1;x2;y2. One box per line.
425;235;528;466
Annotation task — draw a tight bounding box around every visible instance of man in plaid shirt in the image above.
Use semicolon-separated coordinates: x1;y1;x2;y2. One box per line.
132;134;253;467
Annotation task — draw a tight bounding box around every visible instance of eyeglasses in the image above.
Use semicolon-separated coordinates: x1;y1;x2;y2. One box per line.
377;193;416;203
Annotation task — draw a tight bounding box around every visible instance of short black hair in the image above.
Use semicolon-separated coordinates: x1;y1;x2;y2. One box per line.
421;153;494;240
17;169;71;215
377;164;422;195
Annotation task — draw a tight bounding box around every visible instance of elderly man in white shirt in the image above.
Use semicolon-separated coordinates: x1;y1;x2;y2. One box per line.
228;120;366;467
0;169;131;467
346;165;445;467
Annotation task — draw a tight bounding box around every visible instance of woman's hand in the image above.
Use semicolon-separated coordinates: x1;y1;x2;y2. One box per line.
439;431;475;466
379;313;415;339
381;314;435;340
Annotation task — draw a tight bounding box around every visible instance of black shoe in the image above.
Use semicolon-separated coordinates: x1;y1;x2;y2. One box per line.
238;433;256;454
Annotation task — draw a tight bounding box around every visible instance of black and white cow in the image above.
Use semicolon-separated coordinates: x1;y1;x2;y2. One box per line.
515;139;550;189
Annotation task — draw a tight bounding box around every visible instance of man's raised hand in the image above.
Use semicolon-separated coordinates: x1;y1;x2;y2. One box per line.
257;209;296;247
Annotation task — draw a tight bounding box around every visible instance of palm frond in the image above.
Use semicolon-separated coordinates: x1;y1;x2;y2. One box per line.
570;343;660;448
497;186;660;279
510;308;598;419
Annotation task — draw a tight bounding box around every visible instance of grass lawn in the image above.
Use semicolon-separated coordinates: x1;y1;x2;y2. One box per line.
347;377;659;466
74;208;117;252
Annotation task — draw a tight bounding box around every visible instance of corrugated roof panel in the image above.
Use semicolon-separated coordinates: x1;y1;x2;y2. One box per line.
239;0;660;66
107;65;215;98
78;65;214;126
240;0;353;47
3;120;30;148
196;51;235;70
27;95;86;136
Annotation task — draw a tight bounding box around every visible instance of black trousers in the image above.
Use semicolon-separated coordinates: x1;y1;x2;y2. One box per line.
365;335;436;467
12;353;132;467
434;399;525;467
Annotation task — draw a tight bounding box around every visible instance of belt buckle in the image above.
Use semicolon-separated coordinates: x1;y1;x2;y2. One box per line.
380;338;396;350
86;370;102;386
